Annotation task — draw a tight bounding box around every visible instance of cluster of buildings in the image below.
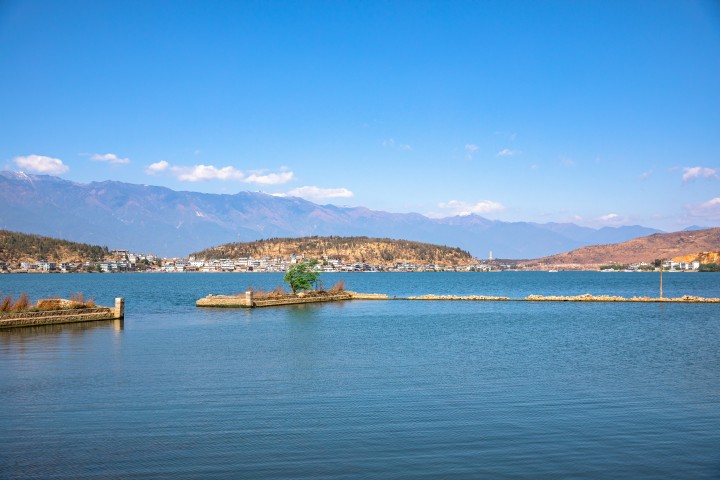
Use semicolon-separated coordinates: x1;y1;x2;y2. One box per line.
2;250;703;274
0;251;160;273
158;255;491;273
599;260;701;272
0;250;492;274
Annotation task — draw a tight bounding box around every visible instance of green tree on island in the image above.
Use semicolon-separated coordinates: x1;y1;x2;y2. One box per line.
283;259;320;293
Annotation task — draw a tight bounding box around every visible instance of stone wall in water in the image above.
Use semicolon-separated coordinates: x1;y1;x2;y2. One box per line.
0;298;124;328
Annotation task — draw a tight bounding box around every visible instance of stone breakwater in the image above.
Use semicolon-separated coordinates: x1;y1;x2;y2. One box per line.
525;294;720;303
196;291;720;309
407;294;510;301
0;298;125;329
346;292;390;300
197;291;353;308
402;293;719;303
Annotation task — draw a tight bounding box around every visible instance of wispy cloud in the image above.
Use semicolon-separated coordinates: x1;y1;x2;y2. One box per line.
382;138;412;151
598;213;621;222
596;213;633;226
497;148;520;157
465;144;478;160
494;131;518;142
14;154;69;174
561;157;576;168
639;167;654;180
685;197;720;221
144;161;294;185
436;199;506;216
682;166;718;182
277;186;354;202
90;153;130;164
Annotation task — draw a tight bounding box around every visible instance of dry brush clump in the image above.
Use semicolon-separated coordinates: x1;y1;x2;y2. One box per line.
0;292;32;312
1;291;96;313
244;285;287;299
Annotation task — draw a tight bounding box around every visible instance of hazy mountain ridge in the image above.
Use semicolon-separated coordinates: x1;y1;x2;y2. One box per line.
192;236;474;267
535;228;720;266
1;171;665;258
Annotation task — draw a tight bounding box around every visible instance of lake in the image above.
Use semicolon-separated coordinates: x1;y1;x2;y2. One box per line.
1;272;719;479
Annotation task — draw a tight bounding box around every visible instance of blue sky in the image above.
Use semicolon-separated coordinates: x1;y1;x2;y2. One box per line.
1;0;719;231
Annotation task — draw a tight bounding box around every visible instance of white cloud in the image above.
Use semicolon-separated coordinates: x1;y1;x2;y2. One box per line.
14;154;69;175
145;160;170;174
437;199;506;216
497;148;520;157
175;164;246;182
682;166;718;182
245;171;295;185
280;186;354;201
599;213;621;222
685;197;720;221
91;153;129;164
144;161;294;185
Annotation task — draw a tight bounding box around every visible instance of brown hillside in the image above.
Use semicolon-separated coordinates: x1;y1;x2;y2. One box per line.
0;230;109;264
672;251;720;264
536;228;720;267
192;236;474;267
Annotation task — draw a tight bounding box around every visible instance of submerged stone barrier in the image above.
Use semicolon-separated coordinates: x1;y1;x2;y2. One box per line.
525;294;720;303
407;294;510;301
0;298;125;329
196;290;720;309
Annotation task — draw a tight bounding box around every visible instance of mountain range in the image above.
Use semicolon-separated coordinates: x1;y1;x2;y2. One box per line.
0;171;668;258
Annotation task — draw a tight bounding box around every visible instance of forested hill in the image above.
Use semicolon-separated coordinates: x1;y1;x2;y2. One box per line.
191;236;474;266
0;230;109;264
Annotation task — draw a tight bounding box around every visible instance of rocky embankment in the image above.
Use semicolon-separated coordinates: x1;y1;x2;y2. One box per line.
406;294;510;301
525;294;720;303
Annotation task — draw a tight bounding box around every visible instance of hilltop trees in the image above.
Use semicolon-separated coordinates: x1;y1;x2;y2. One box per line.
0;230;109;263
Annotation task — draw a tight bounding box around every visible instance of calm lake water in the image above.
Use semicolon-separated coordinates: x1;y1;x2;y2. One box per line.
1;272;719;479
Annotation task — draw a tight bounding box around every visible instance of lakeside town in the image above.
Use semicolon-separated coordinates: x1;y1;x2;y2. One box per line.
0;249;705;274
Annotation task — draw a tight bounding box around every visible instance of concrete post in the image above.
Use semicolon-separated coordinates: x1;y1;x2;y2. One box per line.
245;290;254;307
114;298;125;319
